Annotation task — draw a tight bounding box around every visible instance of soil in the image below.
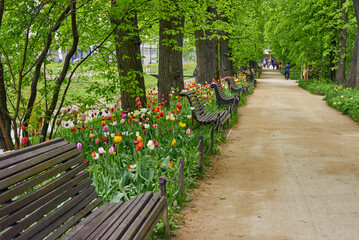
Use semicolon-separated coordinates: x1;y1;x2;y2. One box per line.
171;70;359;240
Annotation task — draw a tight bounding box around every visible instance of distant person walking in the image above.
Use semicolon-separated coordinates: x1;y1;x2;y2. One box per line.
284;62;290;80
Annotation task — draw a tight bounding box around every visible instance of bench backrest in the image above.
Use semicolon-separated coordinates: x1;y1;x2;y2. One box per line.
180;90;209;118
224;77;239;90
211;83;228;100
0;138;102;240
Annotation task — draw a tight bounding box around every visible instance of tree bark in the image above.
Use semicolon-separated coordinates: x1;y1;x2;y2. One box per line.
344;0;359;88
194;6;218;85
218;15;233;78
328;40;336;81
336;0;348;84
158;2;184;108
0;0;12;150
219;35;234;77
111;1;146;111
0;60;12;150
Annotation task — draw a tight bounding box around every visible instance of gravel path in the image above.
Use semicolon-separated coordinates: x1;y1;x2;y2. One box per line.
172;70;359;240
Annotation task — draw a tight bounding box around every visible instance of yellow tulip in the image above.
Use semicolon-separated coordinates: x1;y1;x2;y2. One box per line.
114;136;122;143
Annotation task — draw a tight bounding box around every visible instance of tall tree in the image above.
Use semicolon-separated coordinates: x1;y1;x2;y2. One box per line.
158;0;185;108
111;0;146;110
194;6;218;85
344;0;359;87
218;15;234;77
0;0;12;150
336;0;348;84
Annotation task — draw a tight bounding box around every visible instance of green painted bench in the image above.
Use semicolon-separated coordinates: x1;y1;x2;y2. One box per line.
0;138;169;240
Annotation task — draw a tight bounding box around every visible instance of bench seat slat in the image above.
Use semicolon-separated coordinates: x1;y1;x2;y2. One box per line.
0;155;86;205
31;192;100;240
0;141;70;171
0;148;81;191
88;193;152;239
0;171;89;229
120;192;164;240
102;192;154;239
132;197;166;240
47;198;103;240
0;142;77;179
16;184;96;240
1;180;94;240
0;137;65;163
69;200;130;240
61;202;112;240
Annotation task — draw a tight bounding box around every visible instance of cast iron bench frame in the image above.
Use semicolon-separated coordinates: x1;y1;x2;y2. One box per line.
180;90;231;128
224;76;248;95
0;138;169;240
210;83;240;107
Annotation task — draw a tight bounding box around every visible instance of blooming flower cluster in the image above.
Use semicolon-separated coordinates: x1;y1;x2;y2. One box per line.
45;75;248;202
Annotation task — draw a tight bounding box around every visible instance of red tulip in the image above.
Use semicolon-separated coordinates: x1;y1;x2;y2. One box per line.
20;137;28;146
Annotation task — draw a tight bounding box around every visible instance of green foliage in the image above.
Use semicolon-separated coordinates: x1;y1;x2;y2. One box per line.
298;78;359;121
265;0;356;78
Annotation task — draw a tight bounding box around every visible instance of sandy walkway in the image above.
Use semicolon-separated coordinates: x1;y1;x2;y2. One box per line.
172;70;359;240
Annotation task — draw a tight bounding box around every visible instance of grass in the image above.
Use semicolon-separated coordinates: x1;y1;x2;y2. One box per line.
297;78;359;121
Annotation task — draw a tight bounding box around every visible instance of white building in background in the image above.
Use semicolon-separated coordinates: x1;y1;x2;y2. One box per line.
140;43;196;66
52;43;196;66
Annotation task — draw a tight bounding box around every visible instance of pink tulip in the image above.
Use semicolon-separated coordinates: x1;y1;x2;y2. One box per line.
109;146;115;154
77;142;82;150
98;147;105;154
104;125;109;132
186;129;191;135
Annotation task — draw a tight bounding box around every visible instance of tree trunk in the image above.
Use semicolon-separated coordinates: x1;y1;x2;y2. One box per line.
0;0;12;150
158;3;184;108
194;6;218;85
344;0;359;88
219;36;234;77
344;28;358;87
0;60;13;150
112;2;146;110
328;42;336;81
218;15;234;78
336;0;348;84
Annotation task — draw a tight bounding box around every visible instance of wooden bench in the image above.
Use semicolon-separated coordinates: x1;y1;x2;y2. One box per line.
0;138;169;240
180;90;231;128
210;83;240;107
243;68;258;86
224;76;248;95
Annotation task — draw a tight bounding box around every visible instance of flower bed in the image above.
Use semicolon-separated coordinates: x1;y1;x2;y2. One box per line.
2;75;253;235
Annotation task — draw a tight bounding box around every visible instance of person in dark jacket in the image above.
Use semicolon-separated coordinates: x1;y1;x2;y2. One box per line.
284;62;290;80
